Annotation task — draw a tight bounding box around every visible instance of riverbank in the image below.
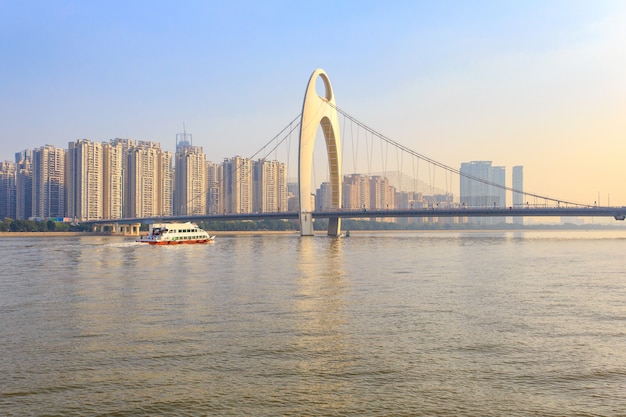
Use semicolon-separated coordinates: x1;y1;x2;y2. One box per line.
0;232;96;237
0;230;300;238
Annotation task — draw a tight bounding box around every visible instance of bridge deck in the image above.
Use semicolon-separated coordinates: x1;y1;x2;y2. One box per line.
315;207;626;220
86;206;626;225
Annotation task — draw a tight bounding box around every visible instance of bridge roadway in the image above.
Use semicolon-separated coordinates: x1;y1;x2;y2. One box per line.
88;206;626;225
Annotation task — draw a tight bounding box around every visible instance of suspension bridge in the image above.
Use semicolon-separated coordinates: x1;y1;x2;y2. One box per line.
89;69;626;236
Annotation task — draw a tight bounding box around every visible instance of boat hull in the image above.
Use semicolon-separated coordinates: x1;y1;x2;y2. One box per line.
137;238;214;245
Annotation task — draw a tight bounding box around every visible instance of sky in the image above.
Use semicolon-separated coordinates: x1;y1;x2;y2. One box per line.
1;0;625;206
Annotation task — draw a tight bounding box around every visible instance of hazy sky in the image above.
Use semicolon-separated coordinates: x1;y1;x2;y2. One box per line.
1;1;625;205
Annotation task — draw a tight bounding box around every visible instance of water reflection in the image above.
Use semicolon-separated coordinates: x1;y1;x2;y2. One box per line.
294;237;352;411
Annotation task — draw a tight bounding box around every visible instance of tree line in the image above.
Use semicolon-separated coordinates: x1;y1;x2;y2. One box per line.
0;218;91;232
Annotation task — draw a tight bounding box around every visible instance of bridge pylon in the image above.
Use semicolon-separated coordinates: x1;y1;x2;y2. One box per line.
298;69;342;236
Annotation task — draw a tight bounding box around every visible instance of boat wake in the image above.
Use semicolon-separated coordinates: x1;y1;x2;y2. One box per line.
103;241;143;248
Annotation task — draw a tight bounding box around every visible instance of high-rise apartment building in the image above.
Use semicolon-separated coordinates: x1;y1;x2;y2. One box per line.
253;159;287;213
15;154;32;220
369;175;395;210
102;141;125;219
206;161;223;215
127;141;172;218
223;156;252;214
109;138;137;218
32;145;65;219
66;139;103;221
343;173;370;210
287;182;299;212
460;161;506;225
512;165;524;225
0;161;17;220
316;181;333;211
174;140;206;216
160;149;173;217
369;175;396;222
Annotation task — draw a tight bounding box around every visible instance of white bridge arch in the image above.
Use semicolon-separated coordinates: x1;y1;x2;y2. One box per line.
298;69;342;236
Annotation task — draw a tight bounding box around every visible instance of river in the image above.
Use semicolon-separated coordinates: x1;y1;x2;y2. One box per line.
1;230;625;416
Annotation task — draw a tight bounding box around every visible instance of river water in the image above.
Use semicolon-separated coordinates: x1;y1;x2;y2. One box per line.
1;230;625;416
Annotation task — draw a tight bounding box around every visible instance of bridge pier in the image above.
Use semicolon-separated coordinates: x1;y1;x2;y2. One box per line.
300;212;314;236
327;217;341;237
93;223;142;236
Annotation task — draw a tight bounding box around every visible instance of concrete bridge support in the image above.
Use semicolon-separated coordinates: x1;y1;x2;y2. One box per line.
93;223;142;236
298;69;342;236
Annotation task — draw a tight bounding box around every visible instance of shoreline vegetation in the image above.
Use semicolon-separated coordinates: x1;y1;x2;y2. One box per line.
1;218;624;236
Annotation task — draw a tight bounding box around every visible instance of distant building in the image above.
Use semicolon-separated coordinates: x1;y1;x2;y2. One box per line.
223;156;252;214
253;159;288;213
160;149;173;217
395;190;425;225
206;161;223;215
15;153;32;220
287;182;299;212
460;161;506;225
32;145;65;219
343;173;370;210
127;141;172;218
369;175;395;210
370;175;396;222
66;139;103;221
108;138;138;218
0;161;16;220
316;181;333;211
512;166;524;225
15;149;32;165
102;140;125;220
174;141;206;216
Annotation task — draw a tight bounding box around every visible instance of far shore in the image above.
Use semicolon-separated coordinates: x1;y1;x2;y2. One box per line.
2;228;623;238
0;230;300;238
0;231;98;237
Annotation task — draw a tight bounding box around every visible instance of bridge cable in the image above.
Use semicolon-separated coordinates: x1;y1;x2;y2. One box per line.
181;114;302;217
327;102;591;208
341;113;347;178
396;147;403;193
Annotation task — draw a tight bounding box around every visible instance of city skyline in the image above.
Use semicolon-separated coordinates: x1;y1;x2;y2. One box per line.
2;135;534;225
2;1;625;205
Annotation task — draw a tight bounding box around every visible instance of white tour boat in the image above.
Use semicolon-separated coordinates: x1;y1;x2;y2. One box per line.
136;222;215;245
